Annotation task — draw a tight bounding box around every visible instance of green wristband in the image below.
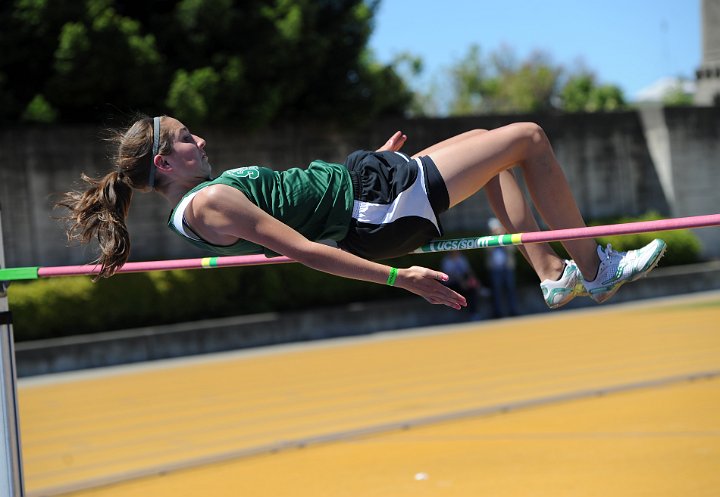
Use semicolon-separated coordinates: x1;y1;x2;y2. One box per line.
386;267;398;286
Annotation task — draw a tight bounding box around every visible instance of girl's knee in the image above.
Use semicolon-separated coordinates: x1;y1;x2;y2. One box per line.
511;121;545;140
506;122;549;153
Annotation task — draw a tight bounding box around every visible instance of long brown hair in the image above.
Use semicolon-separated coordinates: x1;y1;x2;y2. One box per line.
57;115;171;278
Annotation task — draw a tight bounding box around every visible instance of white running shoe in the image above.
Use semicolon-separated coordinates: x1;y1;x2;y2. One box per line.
582;239;667;304
540;260;587;309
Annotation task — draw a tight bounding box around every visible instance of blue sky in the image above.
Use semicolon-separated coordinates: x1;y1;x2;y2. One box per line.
369;0;701;102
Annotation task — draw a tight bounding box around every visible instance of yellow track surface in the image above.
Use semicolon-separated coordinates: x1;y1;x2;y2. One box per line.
18;292;720;497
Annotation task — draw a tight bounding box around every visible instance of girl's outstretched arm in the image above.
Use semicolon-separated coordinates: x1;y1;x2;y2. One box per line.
186;184;467;310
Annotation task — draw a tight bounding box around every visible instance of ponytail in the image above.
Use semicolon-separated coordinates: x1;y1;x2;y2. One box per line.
57;115;168;278
57;171;134;278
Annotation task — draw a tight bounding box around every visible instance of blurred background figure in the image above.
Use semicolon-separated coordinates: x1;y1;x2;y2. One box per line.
440;250;482;320
487;218;519;318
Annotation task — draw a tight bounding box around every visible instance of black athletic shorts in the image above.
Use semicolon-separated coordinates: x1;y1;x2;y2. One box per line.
338;150;450;260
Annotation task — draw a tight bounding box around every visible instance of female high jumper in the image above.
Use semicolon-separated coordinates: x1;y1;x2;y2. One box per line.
58;115;665;310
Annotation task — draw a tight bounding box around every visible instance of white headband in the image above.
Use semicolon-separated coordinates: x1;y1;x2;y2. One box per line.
148;116;161;189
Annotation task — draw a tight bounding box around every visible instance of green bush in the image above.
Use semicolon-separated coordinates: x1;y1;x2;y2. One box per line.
593;212;702;266
7;262;399;342
513;212;703;283
6;212;703;341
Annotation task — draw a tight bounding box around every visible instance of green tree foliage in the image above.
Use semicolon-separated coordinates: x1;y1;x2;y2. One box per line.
0;0;411;126
446;44;562;115
560;72;625;112
448;45;487;114
429;44;627;116
490;52;561;113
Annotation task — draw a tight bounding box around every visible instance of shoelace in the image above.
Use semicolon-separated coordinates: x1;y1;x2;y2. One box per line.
602;243;620;260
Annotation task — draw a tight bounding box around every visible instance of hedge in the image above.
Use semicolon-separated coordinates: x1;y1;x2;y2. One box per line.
593;212;703;267
7;251;444;341
6;212;703;341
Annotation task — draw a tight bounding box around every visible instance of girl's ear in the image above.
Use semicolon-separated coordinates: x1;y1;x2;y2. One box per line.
154;155;171;171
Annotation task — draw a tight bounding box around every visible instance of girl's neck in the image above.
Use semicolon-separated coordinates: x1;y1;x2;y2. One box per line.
159;177;208;205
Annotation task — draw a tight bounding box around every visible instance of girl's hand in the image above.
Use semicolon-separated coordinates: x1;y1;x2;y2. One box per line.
395;266;467;310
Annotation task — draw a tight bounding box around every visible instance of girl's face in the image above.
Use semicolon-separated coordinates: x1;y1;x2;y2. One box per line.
162;117;212;181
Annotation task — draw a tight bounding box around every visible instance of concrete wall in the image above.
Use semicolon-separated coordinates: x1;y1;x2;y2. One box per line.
1;107;719;269
663;107;720;253
696;0;720;105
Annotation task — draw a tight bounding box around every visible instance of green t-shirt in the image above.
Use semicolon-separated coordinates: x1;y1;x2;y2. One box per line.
168;160;354;257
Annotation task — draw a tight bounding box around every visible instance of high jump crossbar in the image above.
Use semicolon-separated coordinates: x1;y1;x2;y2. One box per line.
0;213;719;282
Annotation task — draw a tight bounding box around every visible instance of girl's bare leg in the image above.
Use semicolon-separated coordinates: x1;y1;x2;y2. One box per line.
421;123;599;280
484;171;566;279
414;130;568;281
